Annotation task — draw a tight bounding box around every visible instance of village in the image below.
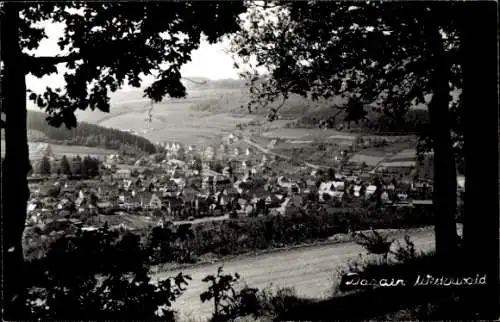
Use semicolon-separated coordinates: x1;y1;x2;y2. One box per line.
24;131;465;237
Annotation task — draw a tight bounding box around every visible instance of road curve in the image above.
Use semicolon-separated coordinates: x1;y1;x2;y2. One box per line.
152;229;437;321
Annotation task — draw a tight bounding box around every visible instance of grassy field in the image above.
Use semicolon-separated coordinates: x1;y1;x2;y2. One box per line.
75;88;256;146
348;154;386;166
261;128;357;141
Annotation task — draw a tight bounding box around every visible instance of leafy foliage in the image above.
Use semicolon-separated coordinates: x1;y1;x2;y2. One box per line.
36;155;51;175
353;229;394;255
141;206;436;266
201;267;262;321
147;223;196;264
393;235;418;262
231;1;463;155
59;155;71;175
18;2;246;128
23;226;191;320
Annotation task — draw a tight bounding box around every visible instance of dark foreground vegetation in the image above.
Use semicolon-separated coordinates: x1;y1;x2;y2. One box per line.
21;224;486;321
289;105;431;135
17;206;450;320
277;238;488;321
24;205;437;265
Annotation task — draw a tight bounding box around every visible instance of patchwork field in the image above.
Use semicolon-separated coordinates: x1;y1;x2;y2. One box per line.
262;128;357;141
388;148;418;160
348;154;386;166
379;160;416;168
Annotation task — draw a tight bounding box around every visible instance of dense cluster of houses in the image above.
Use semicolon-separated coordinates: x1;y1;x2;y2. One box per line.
25;137;455;231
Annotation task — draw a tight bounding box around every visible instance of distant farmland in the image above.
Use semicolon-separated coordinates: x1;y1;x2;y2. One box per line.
262;128;357;141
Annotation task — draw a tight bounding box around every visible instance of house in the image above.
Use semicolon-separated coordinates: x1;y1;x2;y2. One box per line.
397;192;408;201
114;169;131;180
57;198;72;210
215;192;229;207
318;181;345;200
265;194;281;207
150;194;162;209
135;158;149;167
274;197;300;216
237;198;248;208
75;192;87;207
222;166;233;177
319;190;344;202
160;181;179;196
242;204;254;216
214;176;232;190
171;177;186;188
381;191;390;203
97;201;113;209
204;146;215;160
277;176;301;193
365;185;377;196
167;159;187;169
457;175;465;191
181;187;198;203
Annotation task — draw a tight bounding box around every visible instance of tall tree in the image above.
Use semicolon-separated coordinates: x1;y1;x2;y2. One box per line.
0;2;244;318
71;155;82;175
460;2;499;317
232;1;463;262
37;155;52;175
59;155;71;175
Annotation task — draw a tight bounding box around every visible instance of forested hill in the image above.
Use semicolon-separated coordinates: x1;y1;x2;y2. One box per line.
24;110;157;154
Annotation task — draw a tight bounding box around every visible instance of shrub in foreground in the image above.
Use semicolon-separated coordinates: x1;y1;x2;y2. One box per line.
23;227;190;320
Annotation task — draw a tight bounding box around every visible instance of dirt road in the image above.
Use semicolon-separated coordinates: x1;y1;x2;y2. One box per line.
152;229;437;321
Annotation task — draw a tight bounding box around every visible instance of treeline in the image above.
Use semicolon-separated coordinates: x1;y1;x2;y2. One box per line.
27;111;157;154
291;107;430;134
33;155;101;179
25;204;437;265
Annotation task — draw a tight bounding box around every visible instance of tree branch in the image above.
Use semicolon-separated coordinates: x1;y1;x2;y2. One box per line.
181;77;207;85
24;53;81;65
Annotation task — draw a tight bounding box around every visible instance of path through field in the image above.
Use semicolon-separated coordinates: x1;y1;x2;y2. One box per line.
244;137;326;169
152;229;438;321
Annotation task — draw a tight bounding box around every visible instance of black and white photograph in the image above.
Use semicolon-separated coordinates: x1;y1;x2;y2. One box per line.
1;1;498;321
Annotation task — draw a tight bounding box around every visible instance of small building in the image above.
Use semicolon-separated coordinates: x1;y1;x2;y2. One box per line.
150;194;162;209
114;169;131;180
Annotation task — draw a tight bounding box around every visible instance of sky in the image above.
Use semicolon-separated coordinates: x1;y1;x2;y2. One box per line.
26;21;242;93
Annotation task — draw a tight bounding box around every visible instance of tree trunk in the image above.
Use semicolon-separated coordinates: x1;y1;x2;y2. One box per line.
1;3;31;318
461;2;499;318
423;10;459;263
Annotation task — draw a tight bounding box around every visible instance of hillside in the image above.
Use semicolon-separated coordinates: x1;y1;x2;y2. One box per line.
20;110;157;154
53;77;438;146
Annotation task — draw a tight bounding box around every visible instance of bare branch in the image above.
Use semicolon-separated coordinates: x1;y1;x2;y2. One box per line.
181;77;207;85
24;53;81;66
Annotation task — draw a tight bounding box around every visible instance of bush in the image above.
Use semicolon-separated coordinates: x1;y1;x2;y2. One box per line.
256;285;300;318
201;267;253;322
23;227;191;320
200;267;303;322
